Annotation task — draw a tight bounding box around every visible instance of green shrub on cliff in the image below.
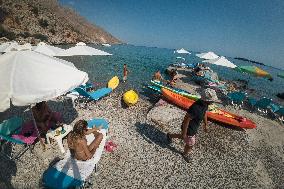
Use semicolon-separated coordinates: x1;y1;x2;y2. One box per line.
0;24;16;40
39;18;48;28
32;33;48;41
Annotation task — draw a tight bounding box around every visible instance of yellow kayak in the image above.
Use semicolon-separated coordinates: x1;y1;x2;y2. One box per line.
108;76;119;90
123;90;139;106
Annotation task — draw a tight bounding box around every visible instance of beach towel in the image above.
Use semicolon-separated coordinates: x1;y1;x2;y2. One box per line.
11;121;37;144
43;129;107;189
12;112;62;144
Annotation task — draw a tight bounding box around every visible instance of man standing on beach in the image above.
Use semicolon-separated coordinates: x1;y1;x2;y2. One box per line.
123;64;129;82
167;88;220;162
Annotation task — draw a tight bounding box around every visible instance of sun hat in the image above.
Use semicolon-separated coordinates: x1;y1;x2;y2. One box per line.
201;88;221;103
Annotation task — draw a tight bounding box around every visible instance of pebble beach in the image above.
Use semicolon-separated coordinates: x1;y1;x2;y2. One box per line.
1;0;284;188
0;66;283;189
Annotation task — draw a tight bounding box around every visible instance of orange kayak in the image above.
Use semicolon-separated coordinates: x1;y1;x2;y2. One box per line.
162;88;256;129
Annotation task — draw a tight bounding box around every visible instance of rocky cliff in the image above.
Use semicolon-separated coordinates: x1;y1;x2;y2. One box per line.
0;0;120;44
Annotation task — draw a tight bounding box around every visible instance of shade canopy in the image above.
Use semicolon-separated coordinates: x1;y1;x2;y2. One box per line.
196;51;219;60
33;42;64;56
235;66;271;78
0;50;89;112
0;42;19;52
56;42;112;56
0;42;33;53
175;48;190;54
203;56;237;68
16;43;32;51
102;43;111;47
277;72;284;79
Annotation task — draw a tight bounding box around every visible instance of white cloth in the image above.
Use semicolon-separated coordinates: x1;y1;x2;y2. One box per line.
54;129;107;181
0;50;89;112
0;42;18;52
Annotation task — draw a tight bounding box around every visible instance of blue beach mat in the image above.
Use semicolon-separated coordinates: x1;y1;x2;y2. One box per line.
87;118;109;130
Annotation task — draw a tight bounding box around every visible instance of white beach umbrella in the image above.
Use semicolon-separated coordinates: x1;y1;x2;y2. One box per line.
0;42;19;53
0;50;89;112
102;43;111;47
202;56;237;68
16;43;32;51
33;42;64;56
196;51;219;60
0;42;33;52
56;42;112;56
175;48;190;54
0;41;18;52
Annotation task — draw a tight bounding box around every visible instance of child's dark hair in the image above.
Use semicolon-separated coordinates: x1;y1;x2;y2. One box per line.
35;101;45;110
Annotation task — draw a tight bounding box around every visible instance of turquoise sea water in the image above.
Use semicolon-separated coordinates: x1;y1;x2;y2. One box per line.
60;44;284;104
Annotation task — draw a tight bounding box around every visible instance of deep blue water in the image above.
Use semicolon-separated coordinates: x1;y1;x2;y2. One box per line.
59;44;284;104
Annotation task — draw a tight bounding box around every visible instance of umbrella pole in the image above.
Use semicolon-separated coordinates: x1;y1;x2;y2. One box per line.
30;106;46;150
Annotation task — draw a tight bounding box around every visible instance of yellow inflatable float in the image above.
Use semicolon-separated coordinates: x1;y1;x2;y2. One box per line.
108;76;119;90
123;90;139;106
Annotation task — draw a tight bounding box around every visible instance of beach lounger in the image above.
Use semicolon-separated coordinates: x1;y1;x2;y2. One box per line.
227;91;247;107
268;103;284;123
75;87;112;102
275;108;284;122
43;118;109;189
0;117;37;160
248;97;272;114
69;82;94;94
269;103;281;113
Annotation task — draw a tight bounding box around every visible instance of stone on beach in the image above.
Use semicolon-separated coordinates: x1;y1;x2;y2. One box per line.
147;101;185;127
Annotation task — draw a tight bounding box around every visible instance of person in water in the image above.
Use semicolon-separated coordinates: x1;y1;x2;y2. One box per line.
166;88;220;162
153;70;165;82
32;101;59;135
123;64;129;82
67;120;103;161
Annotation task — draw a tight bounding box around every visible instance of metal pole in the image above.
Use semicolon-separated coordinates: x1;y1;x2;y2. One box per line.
30;105;46;150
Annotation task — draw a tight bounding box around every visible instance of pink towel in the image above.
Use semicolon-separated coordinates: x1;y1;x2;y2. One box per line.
104;141;117;152
12;112;62;144
12;121;37;144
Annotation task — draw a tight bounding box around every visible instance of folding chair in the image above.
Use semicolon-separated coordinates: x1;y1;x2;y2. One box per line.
0;117;37;160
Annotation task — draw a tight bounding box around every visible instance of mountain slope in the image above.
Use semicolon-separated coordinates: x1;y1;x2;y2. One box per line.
0;0;120;44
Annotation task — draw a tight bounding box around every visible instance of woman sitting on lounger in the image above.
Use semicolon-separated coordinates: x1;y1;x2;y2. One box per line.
67;120;103;161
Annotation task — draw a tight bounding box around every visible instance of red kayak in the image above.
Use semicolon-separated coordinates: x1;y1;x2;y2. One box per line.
162;88;256;129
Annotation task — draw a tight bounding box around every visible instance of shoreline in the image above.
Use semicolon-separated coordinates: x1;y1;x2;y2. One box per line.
0;70;284;188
